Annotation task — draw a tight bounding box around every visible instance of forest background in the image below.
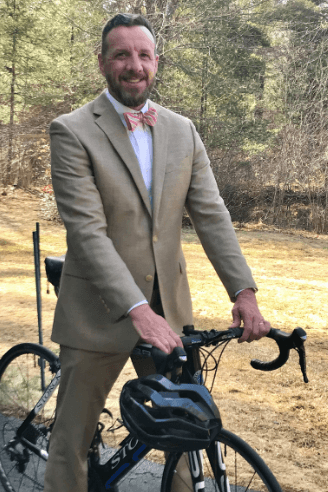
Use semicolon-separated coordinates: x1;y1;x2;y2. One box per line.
1;0;328;233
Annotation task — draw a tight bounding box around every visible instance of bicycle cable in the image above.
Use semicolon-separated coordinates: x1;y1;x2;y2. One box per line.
200;340;232;393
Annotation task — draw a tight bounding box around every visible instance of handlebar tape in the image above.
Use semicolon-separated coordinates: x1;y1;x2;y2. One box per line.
251;327;307;373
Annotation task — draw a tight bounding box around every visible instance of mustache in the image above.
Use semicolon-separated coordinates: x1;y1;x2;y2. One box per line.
120;71;146;81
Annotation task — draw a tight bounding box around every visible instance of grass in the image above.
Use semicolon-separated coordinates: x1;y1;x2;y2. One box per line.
181;227;328;491
0;190;327;491
183;227;328;336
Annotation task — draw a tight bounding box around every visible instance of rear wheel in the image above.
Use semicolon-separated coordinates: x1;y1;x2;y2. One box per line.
161;427;282;492
0;343;60;492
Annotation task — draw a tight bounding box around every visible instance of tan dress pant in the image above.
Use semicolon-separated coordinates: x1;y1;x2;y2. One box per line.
44;347;130;491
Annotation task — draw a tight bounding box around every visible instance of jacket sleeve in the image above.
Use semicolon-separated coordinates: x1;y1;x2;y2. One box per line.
185;120;257;301
50;117;147;322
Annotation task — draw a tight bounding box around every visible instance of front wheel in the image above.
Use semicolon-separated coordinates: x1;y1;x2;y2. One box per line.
161;427;282;492
0;343;60;492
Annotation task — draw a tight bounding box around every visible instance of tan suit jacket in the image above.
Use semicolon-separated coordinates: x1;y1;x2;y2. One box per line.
50;91;257;353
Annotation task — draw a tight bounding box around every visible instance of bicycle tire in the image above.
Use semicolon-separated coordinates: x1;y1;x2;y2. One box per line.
0;343;60;492
161;427;283;492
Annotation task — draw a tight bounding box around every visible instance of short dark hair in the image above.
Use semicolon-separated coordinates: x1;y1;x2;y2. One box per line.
101;13;156;57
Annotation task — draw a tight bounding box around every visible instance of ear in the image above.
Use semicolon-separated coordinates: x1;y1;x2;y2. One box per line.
154;54;159;74
98;53;105;76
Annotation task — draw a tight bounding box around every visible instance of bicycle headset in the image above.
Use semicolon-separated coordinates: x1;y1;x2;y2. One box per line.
120;374;222;452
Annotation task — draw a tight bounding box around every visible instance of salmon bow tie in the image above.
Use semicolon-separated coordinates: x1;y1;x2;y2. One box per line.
123;107;158;132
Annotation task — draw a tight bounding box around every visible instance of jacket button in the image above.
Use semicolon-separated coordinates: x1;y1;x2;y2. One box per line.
145;275;153;282
153;235;158;243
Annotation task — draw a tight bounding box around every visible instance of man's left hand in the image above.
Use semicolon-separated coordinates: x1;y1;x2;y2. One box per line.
229;288;271;343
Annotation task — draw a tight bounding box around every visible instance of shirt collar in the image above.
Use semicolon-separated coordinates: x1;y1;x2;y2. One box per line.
105;89;149;116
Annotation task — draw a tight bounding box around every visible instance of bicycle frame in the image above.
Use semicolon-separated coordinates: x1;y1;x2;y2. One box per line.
6;368;61;462
7;343;230;492
88;342;230;492
91;434;228;492
91;434;150;489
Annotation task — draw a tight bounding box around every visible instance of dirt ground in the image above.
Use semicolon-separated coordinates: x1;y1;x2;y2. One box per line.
0;189;327;492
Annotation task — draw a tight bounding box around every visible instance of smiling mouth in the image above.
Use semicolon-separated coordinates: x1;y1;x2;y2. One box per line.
124;79;143;84
121;74;146;83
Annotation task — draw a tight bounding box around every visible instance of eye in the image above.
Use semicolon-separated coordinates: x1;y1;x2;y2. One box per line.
140;53;150;59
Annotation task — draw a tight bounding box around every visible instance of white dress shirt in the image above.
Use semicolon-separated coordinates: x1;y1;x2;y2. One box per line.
105;90;153;207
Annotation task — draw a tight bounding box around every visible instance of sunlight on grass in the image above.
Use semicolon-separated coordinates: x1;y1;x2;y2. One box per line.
180;228;328;491
182;229;328;335
1;195;328;492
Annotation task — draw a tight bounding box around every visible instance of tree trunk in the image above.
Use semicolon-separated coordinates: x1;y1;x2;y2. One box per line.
199;50;208;141
5;39;17;186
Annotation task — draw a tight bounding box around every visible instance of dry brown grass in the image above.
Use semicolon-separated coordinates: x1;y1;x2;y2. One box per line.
0;189;327;491
183;227;328;491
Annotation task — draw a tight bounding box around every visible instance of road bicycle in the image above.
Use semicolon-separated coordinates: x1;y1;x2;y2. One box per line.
0;257;308;492
0;325;308;492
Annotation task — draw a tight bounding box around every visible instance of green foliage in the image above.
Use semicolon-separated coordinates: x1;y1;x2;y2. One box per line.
156;0;272;153
268;0;328;128
1;0;327;232
0;0;110;123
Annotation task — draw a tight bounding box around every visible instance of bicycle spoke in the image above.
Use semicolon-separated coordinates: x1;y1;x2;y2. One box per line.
245;471;257;492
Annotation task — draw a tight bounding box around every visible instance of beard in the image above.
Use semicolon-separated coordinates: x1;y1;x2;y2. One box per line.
105;71;156;108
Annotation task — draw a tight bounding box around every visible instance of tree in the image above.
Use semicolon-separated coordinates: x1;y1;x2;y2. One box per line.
262;0;328;231
155;0;272;185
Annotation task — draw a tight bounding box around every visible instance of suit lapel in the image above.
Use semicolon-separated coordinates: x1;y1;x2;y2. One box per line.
93;92;152;217
151;102;168;225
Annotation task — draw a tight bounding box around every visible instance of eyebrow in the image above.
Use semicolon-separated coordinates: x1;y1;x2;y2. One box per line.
112;49;130;54
112;47;153;56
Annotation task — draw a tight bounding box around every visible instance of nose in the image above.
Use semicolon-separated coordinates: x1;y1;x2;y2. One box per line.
126;52;143;73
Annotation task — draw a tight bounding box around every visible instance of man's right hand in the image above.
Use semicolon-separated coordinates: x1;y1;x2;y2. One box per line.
129;304;183;354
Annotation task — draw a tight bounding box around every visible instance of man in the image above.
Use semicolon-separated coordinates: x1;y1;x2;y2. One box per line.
44;13;270;492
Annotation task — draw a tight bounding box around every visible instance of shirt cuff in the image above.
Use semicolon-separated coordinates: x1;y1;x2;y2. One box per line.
235;288;257;297
235;289;244;297
126;300;149;315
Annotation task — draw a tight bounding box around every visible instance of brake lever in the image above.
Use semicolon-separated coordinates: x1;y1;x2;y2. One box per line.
251;327;309;383
296;344;309;383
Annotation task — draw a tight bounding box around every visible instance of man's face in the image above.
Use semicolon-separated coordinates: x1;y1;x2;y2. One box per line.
98;25;159;110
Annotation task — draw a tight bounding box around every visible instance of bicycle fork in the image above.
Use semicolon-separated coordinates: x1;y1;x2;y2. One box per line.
187;451;205;491
188;442;231;492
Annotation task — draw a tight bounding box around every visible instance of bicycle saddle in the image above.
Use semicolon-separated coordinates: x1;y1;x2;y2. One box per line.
44;255;65;289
